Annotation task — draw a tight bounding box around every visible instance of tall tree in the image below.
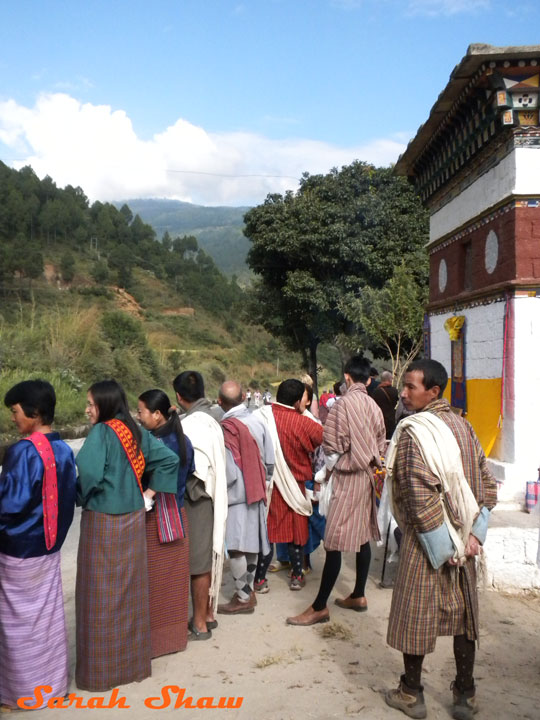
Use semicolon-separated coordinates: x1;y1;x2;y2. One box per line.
244;161;429;389
338;262;427;387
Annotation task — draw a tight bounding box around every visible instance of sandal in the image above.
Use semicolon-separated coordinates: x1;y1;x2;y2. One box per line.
187;619;212;641
269;560;290;573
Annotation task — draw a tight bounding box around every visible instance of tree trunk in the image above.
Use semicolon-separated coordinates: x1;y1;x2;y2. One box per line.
307;338;319;398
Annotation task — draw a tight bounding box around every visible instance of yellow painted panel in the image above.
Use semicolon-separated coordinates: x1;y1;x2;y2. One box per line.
465;378;502;457
442;379;501;456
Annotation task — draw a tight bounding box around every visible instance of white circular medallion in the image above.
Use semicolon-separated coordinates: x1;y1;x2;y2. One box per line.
438;258;448;293
485;230;499;274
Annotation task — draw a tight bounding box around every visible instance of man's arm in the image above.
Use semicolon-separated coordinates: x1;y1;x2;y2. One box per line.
468;424;498;545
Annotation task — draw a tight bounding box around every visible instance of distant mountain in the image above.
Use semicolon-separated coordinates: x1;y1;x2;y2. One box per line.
116;199;252;278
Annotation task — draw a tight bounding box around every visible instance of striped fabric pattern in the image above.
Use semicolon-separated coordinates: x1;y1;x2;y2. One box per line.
267;405;323;545
0;551;68;707
155;491;185;542
146;507;189;657
323;383;387;551
75;509;151;691
267;484;309;545
387;399;498;655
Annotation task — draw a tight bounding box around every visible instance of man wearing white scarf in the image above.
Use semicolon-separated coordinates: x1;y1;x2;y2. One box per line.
173;371;227;641
384;360;497;720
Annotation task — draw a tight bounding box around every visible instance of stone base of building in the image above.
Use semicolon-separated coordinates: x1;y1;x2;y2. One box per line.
483;506;540;593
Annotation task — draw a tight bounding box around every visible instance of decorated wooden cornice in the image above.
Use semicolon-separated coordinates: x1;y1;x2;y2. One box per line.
395;45;540;204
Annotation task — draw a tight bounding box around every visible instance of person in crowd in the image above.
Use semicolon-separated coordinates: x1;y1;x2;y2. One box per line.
300;382;326;573
301;374;320;420
367;366;380;397
173;371;227;640
325;381;341;412
254;379;323;591
372;370;399;439
287;356;386;626
75;379;179;691
217;381;274;614
253;389;261;408
137;389;195;657
0;380;77;710
384;360;497;720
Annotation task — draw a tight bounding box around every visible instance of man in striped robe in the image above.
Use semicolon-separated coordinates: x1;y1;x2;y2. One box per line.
385;359;497;720
287;355;386;626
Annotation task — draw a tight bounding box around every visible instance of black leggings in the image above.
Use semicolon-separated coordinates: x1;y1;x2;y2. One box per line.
312;543;371;612
255;543;304;582
403;634;475;690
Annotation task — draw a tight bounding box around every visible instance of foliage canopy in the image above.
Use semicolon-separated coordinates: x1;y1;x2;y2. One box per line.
244;161;429;387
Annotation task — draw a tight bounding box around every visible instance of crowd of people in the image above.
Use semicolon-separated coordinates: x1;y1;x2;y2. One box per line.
0;357;497;720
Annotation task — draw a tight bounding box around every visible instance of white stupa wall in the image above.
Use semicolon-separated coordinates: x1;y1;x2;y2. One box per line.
429;147;540;245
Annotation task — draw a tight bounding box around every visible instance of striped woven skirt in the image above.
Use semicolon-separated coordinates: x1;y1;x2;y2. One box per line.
267;484;309;546
146;507;189;657
0;551;68;708
75;509;151;691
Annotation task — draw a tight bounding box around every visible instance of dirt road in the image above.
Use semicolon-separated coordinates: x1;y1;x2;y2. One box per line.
25;509;540;719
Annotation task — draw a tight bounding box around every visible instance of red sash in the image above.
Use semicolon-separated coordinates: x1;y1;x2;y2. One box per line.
104;419;146;494
25;432;58;551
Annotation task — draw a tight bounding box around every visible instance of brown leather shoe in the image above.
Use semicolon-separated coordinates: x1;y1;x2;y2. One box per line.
335;594;368;612
286;606;330;626
217;593;255;615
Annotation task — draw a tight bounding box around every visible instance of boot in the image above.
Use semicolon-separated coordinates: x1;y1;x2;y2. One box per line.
385;675;427;719
451;682;478;720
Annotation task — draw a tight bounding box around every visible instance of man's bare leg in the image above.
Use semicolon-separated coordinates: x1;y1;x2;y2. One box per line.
191;572;211;632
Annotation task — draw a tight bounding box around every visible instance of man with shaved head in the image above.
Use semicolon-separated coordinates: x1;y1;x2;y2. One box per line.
217;381;275;614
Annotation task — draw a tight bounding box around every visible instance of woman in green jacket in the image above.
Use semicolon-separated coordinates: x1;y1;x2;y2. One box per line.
75;379;179;692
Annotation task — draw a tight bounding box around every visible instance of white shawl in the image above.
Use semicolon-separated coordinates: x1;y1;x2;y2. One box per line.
386;411;479;563
256;405;312;517
181;410;228;610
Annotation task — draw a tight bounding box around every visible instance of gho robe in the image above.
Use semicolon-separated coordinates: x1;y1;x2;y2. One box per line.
387;398;498;655
322;383;386;551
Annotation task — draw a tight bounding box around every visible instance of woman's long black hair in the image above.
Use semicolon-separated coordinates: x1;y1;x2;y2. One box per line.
138;388;187;466
89;379;142;452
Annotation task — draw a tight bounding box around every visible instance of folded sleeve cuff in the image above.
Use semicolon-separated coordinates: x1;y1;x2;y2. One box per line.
324;452;341;471
417;524;455;569
472;506;491;545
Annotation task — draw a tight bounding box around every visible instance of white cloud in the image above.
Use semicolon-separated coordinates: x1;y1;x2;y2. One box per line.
407;0;490;15
0;92;407;206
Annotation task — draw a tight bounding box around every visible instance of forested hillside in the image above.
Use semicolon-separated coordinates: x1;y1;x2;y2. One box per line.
118;198;251;279
0;162;305;438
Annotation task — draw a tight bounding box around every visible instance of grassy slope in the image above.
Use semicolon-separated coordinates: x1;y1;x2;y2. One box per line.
0;256;300;439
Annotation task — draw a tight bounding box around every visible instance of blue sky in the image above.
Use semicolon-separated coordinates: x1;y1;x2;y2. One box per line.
1;0;538;205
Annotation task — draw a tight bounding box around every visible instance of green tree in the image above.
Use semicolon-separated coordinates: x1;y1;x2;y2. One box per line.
91;259;110;285
108;245;134;288
161;231;172;251
60;251;76;282
339;262;427;387
244;161;429;390
18;240;44;286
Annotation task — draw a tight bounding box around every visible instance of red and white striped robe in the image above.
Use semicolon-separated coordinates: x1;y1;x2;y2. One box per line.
322;383;386;551
266;404;323;545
